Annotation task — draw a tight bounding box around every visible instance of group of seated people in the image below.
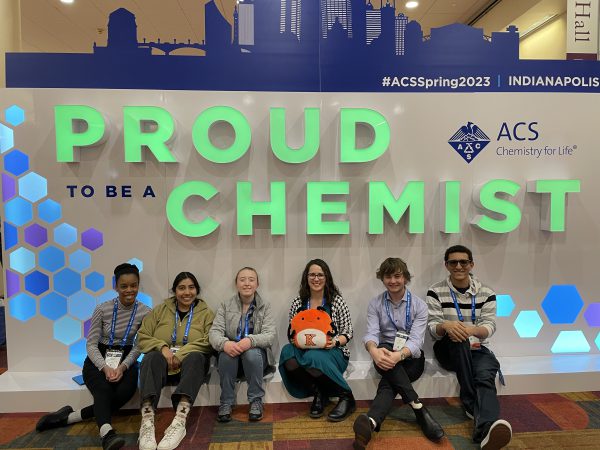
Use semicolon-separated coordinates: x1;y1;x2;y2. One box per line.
34;244;512;450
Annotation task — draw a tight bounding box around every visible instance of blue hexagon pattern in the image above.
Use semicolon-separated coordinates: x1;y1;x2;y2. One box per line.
128;258;143;272
54;268;81;297
68;291;96;320
594;333;600;351
97;290;118;305
39;246;66;273
69;249;91;273
24;223;48;247
38;199;62;224
8;293;36;321
69;338;87;367
496;294;516;317
5;105;25;126
137;292;153;308
9;247;35;274
3;149;29;176
25;270;50;296
1;110;151;363
53;316;82;345
18;172;47;203
513;310;544;338
54;223;77;247
551;330;590;353
4;222;18;251
85;272;105;292
0;123;14;153
40;292;68;321
5;197;33;226
541;285;584;324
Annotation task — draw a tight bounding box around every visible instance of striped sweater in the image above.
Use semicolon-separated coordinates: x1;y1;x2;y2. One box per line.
426;274;496;346
86;298;152;371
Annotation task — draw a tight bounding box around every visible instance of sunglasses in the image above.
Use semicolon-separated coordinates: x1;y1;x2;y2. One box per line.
446;259;472;268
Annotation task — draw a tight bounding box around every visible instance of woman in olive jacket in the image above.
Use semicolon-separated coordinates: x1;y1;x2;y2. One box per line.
137;272;214;450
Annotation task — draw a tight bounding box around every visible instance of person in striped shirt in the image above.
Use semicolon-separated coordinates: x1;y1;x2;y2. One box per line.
426;245;512;450
36;263;151;450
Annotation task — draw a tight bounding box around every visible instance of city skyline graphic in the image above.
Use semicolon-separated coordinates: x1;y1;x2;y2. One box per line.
6;0;600;92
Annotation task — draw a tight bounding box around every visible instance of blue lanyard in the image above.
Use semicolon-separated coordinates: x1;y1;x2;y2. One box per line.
304;297;326;310
172;303;194;346
108;299;138;348
236;300;256;341
384;290;412;332
449;289;476;323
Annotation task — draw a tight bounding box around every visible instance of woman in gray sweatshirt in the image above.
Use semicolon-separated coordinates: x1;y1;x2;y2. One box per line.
209;267;276;422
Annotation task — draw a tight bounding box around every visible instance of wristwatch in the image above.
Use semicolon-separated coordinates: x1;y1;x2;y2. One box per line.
334;336;341;347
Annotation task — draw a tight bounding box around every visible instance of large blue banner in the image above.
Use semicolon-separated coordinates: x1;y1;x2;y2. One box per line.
6;1;600;93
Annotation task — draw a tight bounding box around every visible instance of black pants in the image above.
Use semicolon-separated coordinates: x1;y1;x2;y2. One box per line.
434;336;500;443
139;350;210;410
367;343;425;430
81;356;139;429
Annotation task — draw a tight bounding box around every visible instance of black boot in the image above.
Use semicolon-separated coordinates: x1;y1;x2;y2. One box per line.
309;387;328;418
36;405;73;432
413;404;445;441
353;413;375;450
327;390;356;422
101;429;125;450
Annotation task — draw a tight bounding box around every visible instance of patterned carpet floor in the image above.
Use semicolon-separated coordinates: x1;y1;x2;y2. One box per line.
2;392;600;449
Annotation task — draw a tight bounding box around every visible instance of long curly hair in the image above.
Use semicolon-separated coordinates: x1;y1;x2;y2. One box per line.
298;259;340;305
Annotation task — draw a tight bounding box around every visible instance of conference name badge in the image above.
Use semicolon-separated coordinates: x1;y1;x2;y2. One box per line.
393;331;410;352
170;346;181;354
105;349;123;369
469;335;481;350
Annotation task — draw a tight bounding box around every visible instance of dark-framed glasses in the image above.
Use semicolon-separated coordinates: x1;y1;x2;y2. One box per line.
446;259;472;268
308;273;325;279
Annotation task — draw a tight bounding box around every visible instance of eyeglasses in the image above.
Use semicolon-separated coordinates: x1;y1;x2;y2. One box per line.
308;273;325;279
446;259;472;268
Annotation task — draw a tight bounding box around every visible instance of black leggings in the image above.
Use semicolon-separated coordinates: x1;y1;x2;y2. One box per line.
82;357;139;428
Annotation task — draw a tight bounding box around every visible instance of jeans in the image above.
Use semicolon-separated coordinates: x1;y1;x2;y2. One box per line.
434;336;500;442
217;348;268;405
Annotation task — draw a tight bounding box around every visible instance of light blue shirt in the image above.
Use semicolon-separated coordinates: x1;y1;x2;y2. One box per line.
362;290;428;358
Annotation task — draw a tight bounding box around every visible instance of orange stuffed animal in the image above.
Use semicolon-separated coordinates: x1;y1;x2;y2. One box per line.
288;307;337;349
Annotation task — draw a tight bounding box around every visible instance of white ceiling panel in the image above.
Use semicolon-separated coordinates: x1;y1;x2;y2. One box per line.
428;0;487;14
422;12;473;30
395;0;437;21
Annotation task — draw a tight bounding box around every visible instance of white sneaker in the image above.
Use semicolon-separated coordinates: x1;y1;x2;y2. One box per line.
138;420;157;450
480;419;512;450
157;418;187;450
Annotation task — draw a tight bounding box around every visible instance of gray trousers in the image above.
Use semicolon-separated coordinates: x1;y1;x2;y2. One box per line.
217;348;267;405
139;350;210;410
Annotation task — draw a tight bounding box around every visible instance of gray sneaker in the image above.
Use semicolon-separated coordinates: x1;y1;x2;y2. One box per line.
217;404;232;423
248;400;263;421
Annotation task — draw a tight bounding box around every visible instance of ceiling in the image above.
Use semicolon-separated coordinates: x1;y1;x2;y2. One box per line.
18;0;566;53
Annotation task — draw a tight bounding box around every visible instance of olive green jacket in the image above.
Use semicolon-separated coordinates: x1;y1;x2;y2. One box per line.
138;297;214;362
